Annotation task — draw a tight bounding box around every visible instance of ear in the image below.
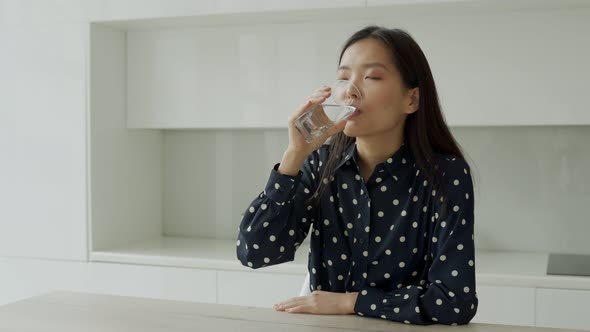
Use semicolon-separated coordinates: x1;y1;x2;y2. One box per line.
405;87;419;114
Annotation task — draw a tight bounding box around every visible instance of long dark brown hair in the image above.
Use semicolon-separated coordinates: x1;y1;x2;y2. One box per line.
311;25;470;220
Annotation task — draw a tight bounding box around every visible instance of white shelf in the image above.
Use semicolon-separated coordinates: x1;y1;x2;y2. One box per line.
90;236;309;275
91;236;590;290
476;251;590;291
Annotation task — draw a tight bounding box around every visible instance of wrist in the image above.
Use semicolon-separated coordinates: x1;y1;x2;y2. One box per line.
278;149;307;176
345;292;359;314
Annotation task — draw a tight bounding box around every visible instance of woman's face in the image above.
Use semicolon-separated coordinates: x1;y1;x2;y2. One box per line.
337;38;418;138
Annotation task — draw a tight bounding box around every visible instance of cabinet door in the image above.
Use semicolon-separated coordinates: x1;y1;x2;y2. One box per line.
536;288;590;331
217;271;306;308
471;285;535;327
86;262;218;304
0;22;88;260
125;21;364;129
0;257;218;306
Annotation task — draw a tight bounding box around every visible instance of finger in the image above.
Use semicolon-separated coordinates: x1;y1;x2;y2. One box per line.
309;95;328;104
288;100;313;124
289;97;328;124
286;305;310;314
310;91;331;99
277;295;311;307
273;298;295;310
276;297;307;310
312;88;331;95
294;100;312;115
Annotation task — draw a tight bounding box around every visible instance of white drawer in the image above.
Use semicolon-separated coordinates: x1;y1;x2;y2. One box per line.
217;271;306;308
0;258;218;305
471;285;536;327
87;262;218;304
536;288;590;330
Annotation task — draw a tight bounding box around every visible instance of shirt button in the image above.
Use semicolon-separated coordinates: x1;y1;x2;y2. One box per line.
359;239;365;244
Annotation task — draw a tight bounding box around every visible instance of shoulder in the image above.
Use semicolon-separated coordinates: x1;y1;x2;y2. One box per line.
432;153;474;197
431;154;474;220
434;153;472;179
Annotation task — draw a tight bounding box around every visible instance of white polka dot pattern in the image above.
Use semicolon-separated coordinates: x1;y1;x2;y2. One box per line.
237;142;477;325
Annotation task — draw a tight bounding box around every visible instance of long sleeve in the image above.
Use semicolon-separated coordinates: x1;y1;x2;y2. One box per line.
236;150;320;269
354;158;478;325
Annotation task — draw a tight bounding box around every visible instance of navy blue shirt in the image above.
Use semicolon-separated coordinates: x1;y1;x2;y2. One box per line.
236;141;478;325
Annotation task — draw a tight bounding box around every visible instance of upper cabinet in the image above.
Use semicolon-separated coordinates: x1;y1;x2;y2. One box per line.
89;0;590;129
124;22;364;129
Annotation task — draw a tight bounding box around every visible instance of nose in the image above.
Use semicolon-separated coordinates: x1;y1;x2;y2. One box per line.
346;86;359;100
345;82;362;106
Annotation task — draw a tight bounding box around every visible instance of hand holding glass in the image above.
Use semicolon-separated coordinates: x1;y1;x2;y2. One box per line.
294;80;362;143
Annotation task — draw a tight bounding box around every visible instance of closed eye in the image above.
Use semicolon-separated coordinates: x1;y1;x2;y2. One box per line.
366;77;381;80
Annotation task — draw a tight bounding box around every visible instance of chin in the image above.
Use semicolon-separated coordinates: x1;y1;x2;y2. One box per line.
343;122;363;138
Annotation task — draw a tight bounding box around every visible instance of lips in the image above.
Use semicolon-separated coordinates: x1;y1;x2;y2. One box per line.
348;108;361;118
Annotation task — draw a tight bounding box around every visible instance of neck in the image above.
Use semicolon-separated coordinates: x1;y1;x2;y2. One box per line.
355;129;404;176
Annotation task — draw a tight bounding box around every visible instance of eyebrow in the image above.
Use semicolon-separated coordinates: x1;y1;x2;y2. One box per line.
338;62;390;71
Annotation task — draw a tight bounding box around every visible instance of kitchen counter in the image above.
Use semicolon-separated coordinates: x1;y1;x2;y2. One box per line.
0;291;586;332
92;236;590;290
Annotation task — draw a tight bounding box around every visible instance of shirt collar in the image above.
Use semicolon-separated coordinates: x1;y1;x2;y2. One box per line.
335;139;412;174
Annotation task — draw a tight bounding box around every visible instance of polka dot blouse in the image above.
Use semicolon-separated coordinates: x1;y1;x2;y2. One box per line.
237;141;478;325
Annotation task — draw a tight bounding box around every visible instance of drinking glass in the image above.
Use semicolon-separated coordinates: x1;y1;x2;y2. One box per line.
294;80;362;143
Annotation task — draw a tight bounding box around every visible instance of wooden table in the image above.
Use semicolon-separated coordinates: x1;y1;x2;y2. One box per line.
0;291;585;332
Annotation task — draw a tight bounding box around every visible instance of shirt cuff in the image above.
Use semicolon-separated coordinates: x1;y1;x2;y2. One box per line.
264;163;302;204
354;287;383;316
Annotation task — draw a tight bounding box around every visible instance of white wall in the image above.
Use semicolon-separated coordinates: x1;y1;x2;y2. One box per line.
0;2;88;260
160;126;590;255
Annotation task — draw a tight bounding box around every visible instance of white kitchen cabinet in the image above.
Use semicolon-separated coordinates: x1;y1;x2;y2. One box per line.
88;12;590;332
471;285;536;327
217;271;306;308
88;0;590;275
89;22;163;253
124;21;366;129
0;22;88;261
536;288;590;331
0;257;86;306
0;257;217;306
87;263;218;304
89;1;590;129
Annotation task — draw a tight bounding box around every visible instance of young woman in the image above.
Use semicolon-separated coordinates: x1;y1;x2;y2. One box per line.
236;25;478;325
